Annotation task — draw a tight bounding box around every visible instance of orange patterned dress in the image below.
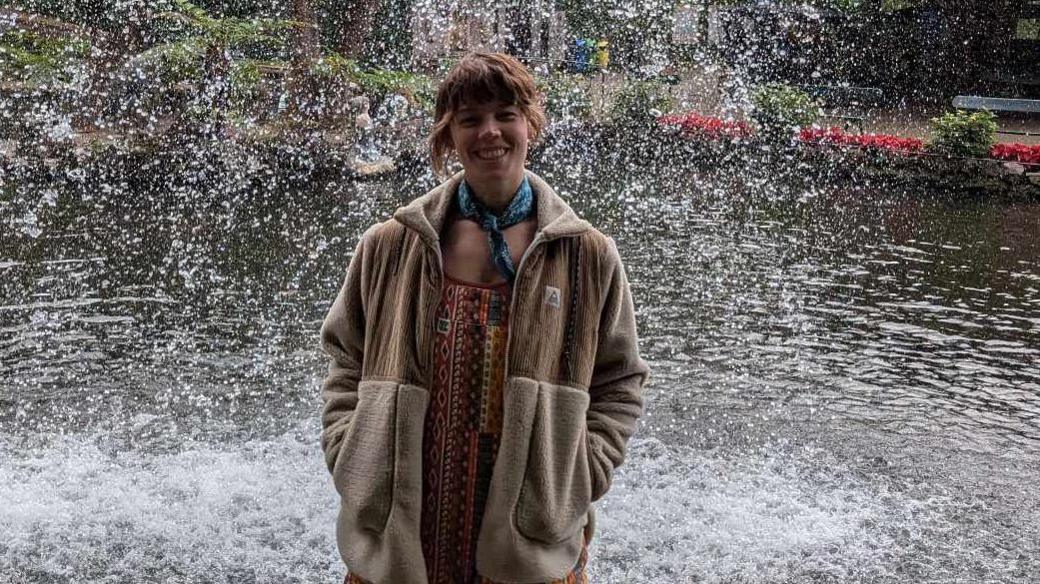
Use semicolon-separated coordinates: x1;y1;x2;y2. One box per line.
345;276;588;584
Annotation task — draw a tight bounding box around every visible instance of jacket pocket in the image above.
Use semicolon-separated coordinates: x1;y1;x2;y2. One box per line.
334;380;427;534
514;380;593;544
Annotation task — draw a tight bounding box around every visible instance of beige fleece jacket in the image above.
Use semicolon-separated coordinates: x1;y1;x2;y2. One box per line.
320;170;650;584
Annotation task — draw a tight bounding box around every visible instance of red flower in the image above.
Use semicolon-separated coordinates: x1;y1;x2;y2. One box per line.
991;143;1040;165
798;126;924;153
659;112;751;140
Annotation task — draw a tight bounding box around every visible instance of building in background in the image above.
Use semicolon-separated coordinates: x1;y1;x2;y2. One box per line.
703;0;1036;102
409;0;569;70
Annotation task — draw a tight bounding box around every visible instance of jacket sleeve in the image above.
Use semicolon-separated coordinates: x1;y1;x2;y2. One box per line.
587;239;650;502
319;233;370;475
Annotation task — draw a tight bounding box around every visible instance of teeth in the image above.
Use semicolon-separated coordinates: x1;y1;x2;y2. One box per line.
476;148;507;160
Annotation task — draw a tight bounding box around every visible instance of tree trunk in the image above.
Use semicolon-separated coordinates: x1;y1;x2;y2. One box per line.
292;0;321;62
286;0;321;117
339;0;380;59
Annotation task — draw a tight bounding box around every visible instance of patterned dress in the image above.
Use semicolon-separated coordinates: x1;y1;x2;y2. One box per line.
346;275;588;584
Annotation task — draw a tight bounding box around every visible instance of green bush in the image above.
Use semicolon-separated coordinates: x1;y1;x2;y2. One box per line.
607;79;673;127
751;84;820;143
354;68;434;112
537;73;591;120
0;29;90;83
927;109;997;158
311;54;434;112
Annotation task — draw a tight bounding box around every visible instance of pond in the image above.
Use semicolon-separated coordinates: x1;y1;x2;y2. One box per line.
1;145;1038;583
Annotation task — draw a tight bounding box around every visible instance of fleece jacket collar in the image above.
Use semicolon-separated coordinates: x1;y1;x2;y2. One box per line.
393;169;592;245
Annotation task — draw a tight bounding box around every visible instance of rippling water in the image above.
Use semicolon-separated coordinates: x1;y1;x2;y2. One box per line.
1;145;1038;582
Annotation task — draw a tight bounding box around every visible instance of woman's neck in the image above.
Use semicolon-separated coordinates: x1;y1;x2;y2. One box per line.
465;175;524;215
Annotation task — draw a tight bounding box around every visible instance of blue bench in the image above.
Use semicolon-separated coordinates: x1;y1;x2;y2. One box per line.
952;96;1040;137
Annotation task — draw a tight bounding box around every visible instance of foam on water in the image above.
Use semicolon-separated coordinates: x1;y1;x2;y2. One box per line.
0;425;342;583
0;422;997;584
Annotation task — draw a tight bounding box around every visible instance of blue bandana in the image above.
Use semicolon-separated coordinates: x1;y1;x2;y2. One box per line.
456;177;535;283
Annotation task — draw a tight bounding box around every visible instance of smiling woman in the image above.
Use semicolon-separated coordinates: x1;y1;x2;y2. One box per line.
319;52;650;584
448;101;530;212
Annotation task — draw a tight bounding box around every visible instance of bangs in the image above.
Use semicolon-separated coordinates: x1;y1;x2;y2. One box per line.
428;52;546;176
436;60;525;118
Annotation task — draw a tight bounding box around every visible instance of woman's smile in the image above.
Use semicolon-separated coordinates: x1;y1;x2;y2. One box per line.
474;147;509;161
450;101;530;204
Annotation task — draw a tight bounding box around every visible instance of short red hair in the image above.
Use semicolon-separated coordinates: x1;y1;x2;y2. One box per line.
429;52;546;175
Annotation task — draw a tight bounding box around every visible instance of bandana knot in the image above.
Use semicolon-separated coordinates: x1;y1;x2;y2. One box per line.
456;177;535;283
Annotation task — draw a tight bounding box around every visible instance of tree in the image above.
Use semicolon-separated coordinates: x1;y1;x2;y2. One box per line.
127;0;300;130
285;0;320;115
338;0;380;58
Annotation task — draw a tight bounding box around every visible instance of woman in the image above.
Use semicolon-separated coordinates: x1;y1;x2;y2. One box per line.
320;52;649;584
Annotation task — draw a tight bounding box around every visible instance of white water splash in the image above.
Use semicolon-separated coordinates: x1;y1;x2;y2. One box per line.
0;424;983;583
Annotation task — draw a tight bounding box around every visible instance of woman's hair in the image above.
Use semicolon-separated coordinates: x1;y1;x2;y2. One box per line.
429;52;546;175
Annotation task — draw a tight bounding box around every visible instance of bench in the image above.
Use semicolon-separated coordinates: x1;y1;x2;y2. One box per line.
952;96;1040;137
797;85;883;133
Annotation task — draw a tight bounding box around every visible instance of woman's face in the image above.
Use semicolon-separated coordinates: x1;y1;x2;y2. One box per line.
449;101;529;193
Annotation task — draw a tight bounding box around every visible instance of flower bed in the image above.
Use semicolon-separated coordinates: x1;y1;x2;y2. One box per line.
662;112;1040;168
658;112;751;140
798;127;925;154
991;143;1040;165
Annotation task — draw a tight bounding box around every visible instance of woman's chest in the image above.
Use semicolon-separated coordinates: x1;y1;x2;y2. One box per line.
440;218;536;285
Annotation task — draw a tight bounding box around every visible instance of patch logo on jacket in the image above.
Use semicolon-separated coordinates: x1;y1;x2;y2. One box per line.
544;285;561;309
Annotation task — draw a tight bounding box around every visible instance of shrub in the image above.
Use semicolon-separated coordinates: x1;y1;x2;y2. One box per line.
751;84;820;144
354;69;434;112
607;79;673;127
311;55;433;112
927;109;997;158
0;29;91;83
537;73;591;121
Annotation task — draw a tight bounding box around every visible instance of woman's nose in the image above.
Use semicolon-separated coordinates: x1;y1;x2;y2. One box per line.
478;120;501;139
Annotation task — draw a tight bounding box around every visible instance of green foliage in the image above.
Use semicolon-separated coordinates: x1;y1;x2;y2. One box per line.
312;54;434;111
128;37;207;84
751;84;820;143
607;79;673;127
228;58;284;104
127;0;301;87
0;0;173;31
309;53;359;80
927;110;997;158
0;29;90;83
1016;19;1040;41
537;73;591;120
878;0;927;11
157;0;299;48
354;68;434;111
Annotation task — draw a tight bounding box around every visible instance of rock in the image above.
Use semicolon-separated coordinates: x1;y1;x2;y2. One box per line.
0;139;17;159
1002;162;1026;176
352;157;395;178
355;112;373;131
1027;172;1040;187
349;95;370;113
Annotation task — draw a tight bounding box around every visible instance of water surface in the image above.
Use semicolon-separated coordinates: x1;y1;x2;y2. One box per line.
1;148;1038;582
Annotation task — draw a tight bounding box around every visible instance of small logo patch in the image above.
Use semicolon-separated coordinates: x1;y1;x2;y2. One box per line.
436;317;450;334
544;286;561;309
